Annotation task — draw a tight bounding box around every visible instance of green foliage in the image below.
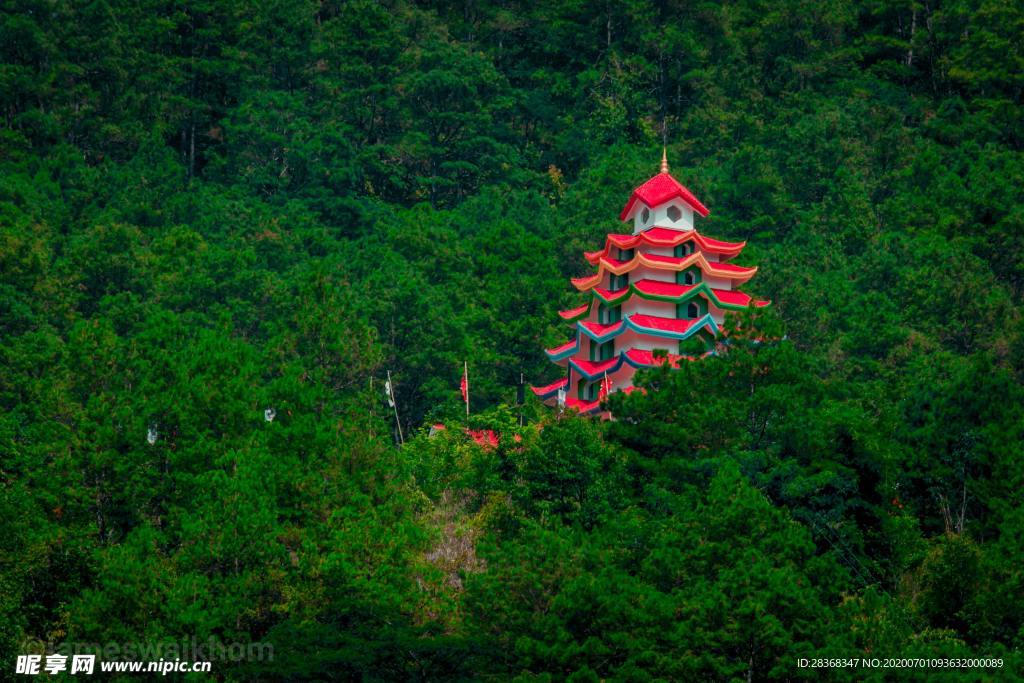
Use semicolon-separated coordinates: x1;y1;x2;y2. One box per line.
2;0;1023;678
464;464;847;680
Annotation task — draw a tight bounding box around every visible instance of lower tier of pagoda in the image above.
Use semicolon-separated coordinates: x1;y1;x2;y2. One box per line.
545;312;719;362
531;344;705;415
530;376;647;415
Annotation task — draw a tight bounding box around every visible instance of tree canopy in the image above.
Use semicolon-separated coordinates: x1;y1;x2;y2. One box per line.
2;0;1023;679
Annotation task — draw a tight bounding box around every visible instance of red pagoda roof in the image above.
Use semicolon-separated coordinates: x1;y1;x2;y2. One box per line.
705;260;752;273
624;348;695;367
570;356;621;376
585;228;745;264
572;252;758;291
544;339;577;357
714;288;771;307
558;303;590;320
579;320;624;337
571;275;597;288
593;285;630;300
530;377;569;396
563;396;602;414
556;279;770;318
626;348;680;366
620;172;710;221
629;313;705;335
631;279;768;307
632;279;695;298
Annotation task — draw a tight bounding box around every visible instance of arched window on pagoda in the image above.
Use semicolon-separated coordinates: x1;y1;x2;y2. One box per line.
610;272;630;291
676;299;706;320
617;248;635;261
674;241;694;258
676;268;700;286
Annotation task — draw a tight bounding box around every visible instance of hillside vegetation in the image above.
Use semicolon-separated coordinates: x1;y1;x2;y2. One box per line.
2;0;1023;679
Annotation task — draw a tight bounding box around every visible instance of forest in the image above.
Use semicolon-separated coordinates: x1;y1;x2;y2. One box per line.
1;0;1023;679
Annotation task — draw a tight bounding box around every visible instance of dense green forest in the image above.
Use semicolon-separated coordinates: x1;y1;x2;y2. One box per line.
2;0;1023;679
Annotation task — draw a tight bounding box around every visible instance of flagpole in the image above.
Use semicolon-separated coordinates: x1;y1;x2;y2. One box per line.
464;361;469;418
387;369;404;444
519;371;524;427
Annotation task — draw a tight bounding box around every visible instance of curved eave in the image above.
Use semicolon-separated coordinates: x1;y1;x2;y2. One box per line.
568;355;625;380
624;348;682;369
571;274;601;290
546;314;720;370
578;319;627;343
592;287;632;306
561;326;715;379
573;253;758;291
557;303;590;322
530;377;568;399
626;313;720;340
623;348;701;369
585;229;746;265
563;396;603;415
622;348;712;368
544;339;578;362
602;280;769;310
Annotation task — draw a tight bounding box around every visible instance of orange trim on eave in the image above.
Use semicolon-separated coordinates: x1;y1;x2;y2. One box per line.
584;229;746;265
572;252;757;291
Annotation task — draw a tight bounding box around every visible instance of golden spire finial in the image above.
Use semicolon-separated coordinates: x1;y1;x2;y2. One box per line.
660;147;669;174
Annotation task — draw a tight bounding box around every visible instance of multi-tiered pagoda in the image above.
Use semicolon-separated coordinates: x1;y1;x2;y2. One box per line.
532;151;768;415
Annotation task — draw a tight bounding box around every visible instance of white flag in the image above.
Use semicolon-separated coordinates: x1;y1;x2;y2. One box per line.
556;388;566;407
384;380;395;407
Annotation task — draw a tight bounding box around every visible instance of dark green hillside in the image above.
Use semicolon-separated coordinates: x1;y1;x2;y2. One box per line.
1;0;1022;679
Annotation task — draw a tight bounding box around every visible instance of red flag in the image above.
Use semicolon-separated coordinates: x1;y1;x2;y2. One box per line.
460;361;469;416
599;372;613;400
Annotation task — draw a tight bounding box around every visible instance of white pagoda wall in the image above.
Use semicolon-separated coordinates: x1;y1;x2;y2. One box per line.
702;273;732;290
639;268;675;284
632;199;695;234
642;245;720;262
626;298;673;318
643;245;675;258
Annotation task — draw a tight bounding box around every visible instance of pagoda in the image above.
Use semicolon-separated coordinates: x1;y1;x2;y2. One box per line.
532;151;769;415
